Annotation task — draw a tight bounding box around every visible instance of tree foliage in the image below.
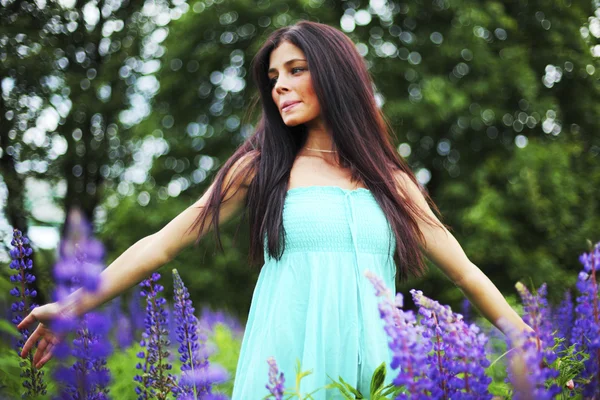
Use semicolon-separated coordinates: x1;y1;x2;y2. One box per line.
1;0;599;317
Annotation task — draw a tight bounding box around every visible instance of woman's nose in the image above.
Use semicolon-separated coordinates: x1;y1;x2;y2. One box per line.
274;77;290;93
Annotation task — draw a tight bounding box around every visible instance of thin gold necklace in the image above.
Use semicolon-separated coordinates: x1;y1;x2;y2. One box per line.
305;147;338;153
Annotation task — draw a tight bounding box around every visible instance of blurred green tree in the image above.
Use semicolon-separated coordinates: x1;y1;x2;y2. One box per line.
1;0;598;320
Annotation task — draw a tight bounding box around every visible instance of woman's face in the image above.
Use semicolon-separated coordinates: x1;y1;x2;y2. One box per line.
268;41;322;128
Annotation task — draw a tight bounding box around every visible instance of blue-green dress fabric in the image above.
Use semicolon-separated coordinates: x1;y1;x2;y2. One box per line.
231;185;397;399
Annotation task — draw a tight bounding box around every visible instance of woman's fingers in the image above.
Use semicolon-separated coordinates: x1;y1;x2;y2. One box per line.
33;337;48;366
36;342;54;369
17;304;65;367
17;311;36;331
20;323;42;358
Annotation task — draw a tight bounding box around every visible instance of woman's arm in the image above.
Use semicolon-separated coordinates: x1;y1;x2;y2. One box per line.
61;151;257;318
18;151;258;367
60;233;170;317
393;171;532;334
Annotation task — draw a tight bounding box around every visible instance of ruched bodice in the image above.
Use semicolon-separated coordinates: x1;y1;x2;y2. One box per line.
232;186;397;399
277;186;396;255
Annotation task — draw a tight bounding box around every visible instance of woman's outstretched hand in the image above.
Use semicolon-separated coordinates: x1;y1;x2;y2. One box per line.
17;302;68;369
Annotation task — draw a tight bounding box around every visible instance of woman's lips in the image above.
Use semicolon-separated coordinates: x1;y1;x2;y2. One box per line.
282;102;300;112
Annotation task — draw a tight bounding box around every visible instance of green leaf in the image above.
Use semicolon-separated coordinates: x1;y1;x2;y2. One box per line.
338;376;363;398
329;382;355;400
326;375;358;399
0;319;20;339
294;358;313;392
380;383;404;397
370;362;386;396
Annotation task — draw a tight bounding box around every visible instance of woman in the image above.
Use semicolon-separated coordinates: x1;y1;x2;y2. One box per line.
18;20;532;399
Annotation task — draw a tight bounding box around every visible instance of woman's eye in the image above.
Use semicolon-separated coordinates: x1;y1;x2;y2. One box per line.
269;68;306;88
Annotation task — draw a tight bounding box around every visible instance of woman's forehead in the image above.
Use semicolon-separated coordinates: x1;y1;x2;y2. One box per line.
268;42;305;69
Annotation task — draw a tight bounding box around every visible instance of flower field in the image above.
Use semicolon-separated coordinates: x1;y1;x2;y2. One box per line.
3;210;599;399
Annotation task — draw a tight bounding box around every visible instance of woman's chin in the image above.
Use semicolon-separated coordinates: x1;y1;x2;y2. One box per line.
282;117;303;127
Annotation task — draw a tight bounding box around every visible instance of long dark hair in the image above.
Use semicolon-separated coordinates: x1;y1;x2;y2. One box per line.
186;20;449;283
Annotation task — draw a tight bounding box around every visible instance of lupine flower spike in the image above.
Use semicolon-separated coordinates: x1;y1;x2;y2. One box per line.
53;312;113;399
571;241;600;398
50;207;113;399
172;268;229;399
514;282;560;398
266;356;285;400
134;272;176;399
498;318;559;400
554;290;574;353
411;289;493;400
129;284;147;333
198;306;244;337
365;270;434;399
9;228;47;397
461;298;472;324
515;282;555;359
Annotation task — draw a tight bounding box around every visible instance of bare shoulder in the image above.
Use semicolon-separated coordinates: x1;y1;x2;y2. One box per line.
391;167;448;233
391;168;425;202
234;148;261;169
224;149;260;189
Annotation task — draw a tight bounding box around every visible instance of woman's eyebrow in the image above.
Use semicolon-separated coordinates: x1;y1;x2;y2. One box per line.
268;58;307;74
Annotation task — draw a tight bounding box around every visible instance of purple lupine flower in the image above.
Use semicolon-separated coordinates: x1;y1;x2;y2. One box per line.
515;283;553;343
134;272;176;399
48;240;83;366
165;303;179;361
48;207;113;399
55;208;104;293
461;298;472;325
411;289;493;400
364;270;434;399
571;242;600;398
198;306;244;338
9;228;47;397
179;393;229;400
116;313;134;349
108;296;133;349
128;284;147;333
107;295;121;323
178;365;229;392
515;282;559;370
171;269;229;398
498;318;560;400
553;290;574;353
266;357;285;400
53;311;113;399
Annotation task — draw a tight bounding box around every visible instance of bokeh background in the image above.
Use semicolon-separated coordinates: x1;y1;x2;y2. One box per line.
1;0;599;325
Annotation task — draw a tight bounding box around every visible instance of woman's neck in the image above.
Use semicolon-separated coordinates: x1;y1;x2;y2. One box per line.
302;125;339;163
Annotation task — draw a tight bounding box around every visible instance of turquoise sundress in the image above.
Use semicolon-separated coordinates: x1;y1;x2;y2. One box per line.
231;185;397;399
